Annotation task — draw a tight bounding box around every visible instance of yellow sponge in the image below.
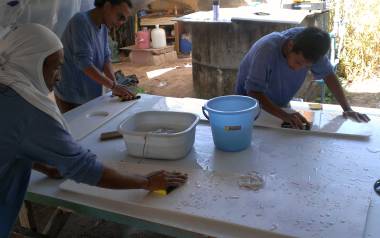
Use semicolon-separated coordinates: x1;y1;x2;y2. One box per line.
153;190;167;196
309;103;323;110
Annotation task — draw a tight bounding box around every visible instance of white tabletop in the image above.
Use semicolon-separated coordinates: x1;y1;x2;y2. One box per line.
177;6;320;25
28;94;380;238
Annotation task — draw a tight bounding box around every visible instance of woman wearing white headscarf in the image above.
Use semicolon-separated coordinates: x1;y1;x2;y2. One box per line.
0;24;187;237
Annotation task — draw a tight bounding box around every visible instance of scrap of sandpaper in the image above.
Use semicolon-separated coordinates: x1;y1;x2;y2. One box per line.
281;121;311;130
113;71;143;101
119;95;141;102
115;71;139;86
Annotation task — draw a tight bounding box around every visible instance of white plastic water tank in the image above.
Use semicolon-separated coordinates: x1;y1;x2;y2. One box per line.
151;24;167;49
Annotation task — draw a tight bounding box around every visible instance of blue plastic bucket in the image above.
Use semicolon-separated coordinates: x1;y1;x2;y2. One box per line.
202;95;260;152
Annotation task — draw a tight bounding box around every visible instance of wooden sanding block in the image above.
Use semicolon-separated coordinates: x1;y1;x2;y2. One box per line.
308;103;323;110
100;131;123;141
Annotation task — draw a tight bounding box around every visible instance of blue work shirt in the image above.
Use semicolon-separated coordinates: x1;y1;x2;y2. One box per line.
54;11;111;105
0;85;103;237
235;27;334;107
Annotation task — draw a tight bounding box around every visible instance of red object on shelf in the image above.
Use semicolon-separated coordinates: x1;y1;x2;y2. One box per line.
135;27;150;49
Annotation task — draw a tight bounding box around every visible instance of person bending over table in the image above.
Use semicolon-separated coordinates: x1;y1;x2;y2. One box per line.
0;24;187;238
235;27;370;129
54;0;135;113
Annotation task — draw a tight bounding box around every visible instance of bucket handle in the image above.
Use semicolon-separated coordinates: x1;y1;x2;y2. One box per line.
254;104;262;121
203;105;261;121
202;106;209;120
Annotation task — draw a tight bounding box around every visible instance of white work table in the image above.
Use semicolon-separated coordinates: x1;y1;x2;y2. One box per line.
177;6;323;25
27;94;380;238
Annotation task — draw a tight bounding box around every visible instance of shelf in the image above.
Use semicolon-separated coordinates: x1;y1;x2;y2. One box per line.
140;16;177;26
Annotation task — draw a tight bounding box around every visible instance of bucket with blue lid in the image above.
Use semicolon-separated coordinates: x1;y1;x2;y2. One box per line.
202;95;260;152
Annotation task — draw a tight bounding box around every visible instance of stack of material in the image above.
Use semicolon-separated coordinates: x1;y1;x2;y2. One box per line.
140;16;177;26
121;45;177;66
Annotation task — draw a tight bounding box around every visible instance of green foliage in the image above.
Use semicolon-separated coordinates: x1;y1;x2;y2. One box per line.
135;87;145;94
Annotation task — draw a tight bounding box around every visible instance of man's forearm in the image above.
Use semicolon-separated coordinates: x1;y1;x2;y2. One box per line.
324;73;352;111
97;166;148;190
103;62;116;82
248;91;287;119
83;65;114;89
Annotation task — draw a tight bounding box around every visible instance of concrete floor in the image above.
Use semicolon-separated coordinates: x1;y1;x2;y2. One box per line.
114;57;380;109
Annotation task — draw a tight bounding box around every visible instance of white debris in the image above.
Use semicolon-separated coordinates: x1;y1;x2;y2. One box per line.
238;172;264;191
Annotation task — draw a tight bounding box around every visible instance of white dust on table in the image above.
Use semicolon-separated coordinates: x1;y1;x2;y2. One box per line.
174;167;353;237
238;171;264;191
175;172;226;211
175;171;261;213
367;147;380;153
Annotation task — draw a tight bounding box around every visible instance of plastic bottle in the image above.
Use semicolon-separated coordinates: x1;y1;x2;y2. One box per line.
151;25;167;49
213;0;220;21
135;27;150;49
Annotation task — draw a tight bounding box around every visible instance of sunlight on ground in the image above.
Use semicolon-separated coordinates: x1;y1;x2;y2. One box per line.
345;78;380;93
146;67;177;79
146;64;192;80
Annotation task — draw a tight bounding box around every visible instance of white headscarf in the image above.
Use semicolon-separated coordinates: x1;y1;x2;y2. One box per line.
0;23;69;130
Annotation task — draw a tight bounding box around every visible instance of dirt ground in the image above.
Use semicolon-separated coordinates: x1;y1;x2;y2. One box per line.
113;57;195;98
345;92;380;108
114;57;380;109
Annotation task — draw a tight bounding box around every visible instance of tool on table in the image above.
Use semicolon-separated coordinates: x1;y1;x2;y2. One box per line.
281;110;313;130
309;103;323;110
118;95;141;102
281;121;311;130
100;131;123;141
375;180;380;196
153;186;178;196
254;12;270;16
113;71;142;101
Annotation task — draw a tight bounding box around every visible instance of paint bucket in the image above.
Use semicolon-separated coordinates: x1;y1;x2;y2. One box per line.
202;95;260;152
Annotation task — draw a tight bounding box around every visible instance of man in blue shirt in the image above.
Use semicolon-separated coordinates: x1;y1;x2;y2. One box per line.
236;27;370;129
54;0;135;113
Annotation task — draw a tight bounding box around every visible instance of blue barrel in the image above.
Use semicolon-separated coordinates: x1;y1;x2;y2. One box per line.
202;95;260;152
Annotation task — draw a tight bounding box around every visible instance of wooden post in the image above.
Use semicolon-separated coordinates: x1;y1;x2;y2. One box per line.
18;201;37;232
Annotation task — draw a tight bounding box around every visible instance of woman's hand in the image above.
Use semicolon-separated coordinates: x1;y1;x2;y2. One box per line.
143;170;188;191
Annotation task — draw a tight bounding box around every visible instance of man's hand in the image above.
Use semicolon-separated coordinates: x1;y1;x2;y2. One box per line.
33;163;63;179
112;84;135;101
143;170;188;191
282;112;311;130
343;110;370;122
